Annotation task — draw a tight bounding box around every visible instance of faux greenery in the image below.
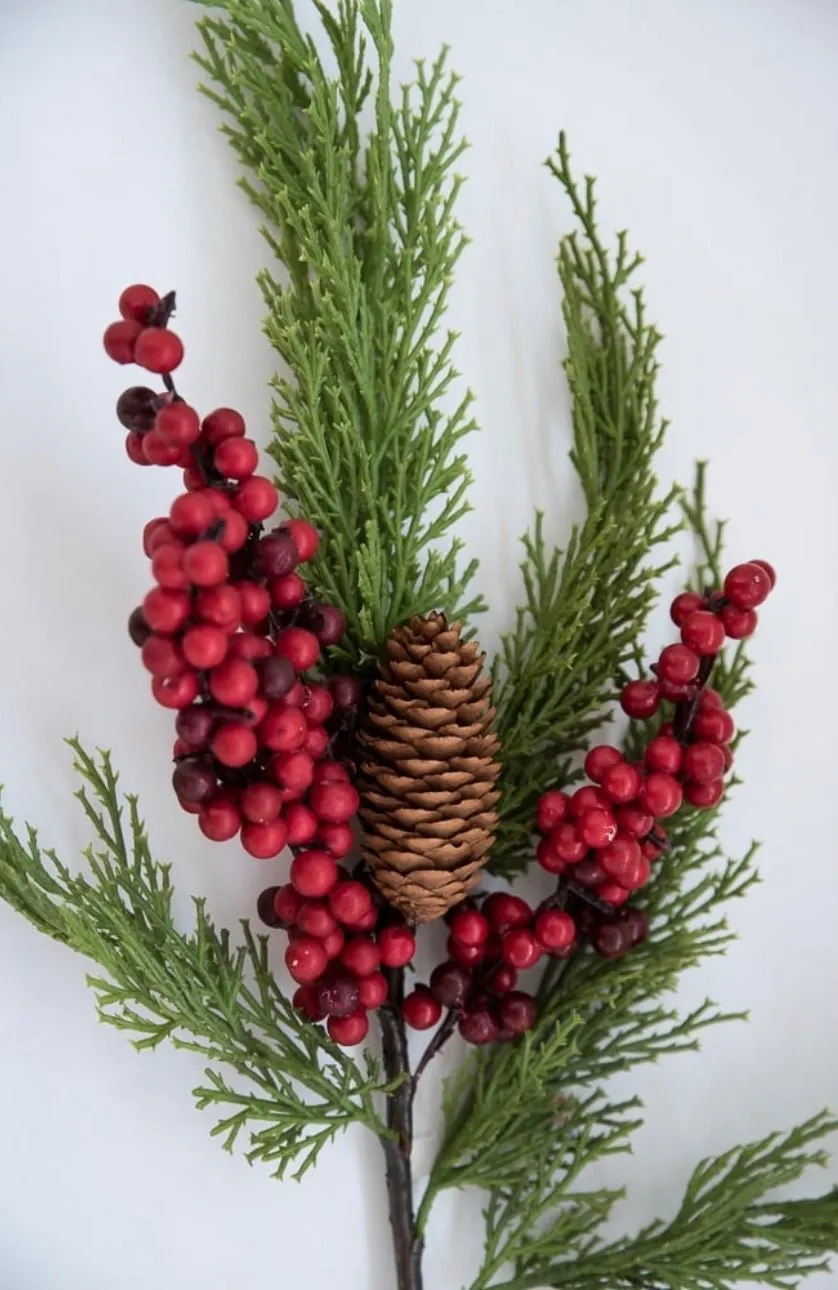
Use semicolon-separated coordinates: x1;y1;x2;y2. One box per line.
0;3;834;1289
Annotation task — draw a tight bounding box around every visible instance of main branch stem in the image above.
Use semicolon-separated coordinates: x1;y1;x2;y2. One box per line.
379;968;424;1290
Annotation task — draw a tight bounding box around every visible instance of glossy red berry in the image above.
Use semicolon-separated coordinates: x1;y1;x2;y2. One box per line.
209;659;259;707
275;627;320;673
403;988;442;1031
598;882;630;906
501;928;542;970
328;1009;369;1047
682;741;726;784
284;802;319;846
152;671;199;709
234;476;278;522
614;806;654;838
750;558;776;589
670;591;705;627
377;924;416;968
583;745;622;783
183;541;229;588
548;822;587;864
273;884;303;926
118;283;160;322
256;532;298;579
309;780;360;824
534;909;575;952
693;707;735;744
241;818;289;859
450;908;490;947
720;604;758;639
103;318;142;363
569;786;609;816
198;796;241;842
329;880;374;928
483;892;532;931
684;778;725;808
658;643;700;685
292;985;327;1021
283;519;320;562
340;937;380;977
213;437;259;479
536;790;568;833
681;610;726;656
285;937;328;985
291;850;339;899
498;991;537;1035
645;736;684;776
536;836;566;874
621;679;660;719
317;971;361;1020
270;572;307;610
638;772;683;819
723;562;772;610
448;937;485;967
210;722;258;767
156;402;200;447
578;808;618;850
599;833;642;883
259;705;308;752
359;973;389;1010
600;761;642;804
202;408;245;445
135;327;183;373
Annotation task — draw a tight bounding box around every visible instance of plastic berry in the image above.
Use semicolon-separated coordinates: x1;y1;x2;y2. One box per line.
281;803;317;847
723;561;772;610
141;634;184;678
592;920;633;960
750;558;777;588
276;627;320;673
289;850;338;899
234;476;278;522
693;707;735;744
359;973;389;1010
501;928;542;970
680;609;725;656
202;408;245;444
450;908;490;947
599;833;641;882
448;938;484;967
327;1009;369;1047
578;808;618;850
536;836;565;874
283;519;320;562
316;821;354;858
119;284;160;323
598;883;630;907
124;431;150;464
286;937;328;985
209;659;259;707
292;986;327;1021
328;674;362;710
545;822;584;864
172;760;216;805
614;805;654;839
498;992;536;1035
571;858;607;888
269;572;306;611
256;532;298;579
213;437;258;479
483;892;532;931
175;705;215;747
180;625;226;670
377;924;416;968
255;657;296;703
340;937;380;978
485;963;518;995
257;887;284;929
309;780;360;824
198;796;241;842
598;761;640;805
142;587;190;634
273;884;303;926
644;736;684;776
183;541;229;588
302;686;334;725
657;643;700;686
622;907;649;946
210;722;258;768
134;327;184;374
620;679;660;719
670;591;705;626
459;1008;499;1046
241;819;289;859
684;779;725;808
328;880;374;928
569;786;609;816
583;745;622;783
156;403;200;447
536;790;569;833
260;706;308;753
638;772;683;819
534;909;575;952
152;672;200;709
403;989;442;1031
316;971;361;1019
103;318;142;363
311;761;350;785
118;386;158;431
720;604;758;639
683;741;726;785
237;583;271;628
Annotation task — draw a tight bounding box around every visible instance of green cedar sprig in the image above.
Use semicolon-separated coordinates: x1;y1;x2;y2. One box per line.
0;740;393;1180
193;0;483;669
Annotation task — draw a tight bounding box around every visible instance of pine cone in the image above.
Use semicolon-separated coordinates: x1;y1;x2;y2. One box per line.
358;613;501;924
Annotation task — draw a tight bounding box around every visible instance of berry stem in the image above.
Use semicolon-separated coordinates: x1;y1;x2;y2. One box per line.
672;651;716;743
413;1008;458;1085
378;968;424;1290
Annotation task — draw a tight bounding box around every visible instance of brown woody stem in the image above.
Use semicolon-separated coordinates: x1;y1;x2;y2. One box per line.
378;968;424;1290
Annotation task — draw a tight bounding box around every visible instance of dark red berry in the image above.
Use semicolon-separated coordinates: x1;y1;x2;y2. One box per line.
256;656;296;701
670;591;705;627
450;908;490;947
592;920;633;960
128;606;151;647
117;386;158;431
134;327;184;374
293;985;327;1021
283;519;320;562
723;562;772;610
621;679;660;719
498;991;536;1035
485;963;518;995
257;886;283;929
256;532;298;579
316;970;361;1019
403;988;442;1031
571;858;608;888
313;604;346;647
621;907;649;946
683;741;726;785
172;759;217;804
328;674;362;710
458;1007;498;1046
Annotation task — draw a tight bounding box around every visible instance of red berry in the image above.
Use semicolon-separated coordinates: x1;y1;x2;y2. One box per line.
268;572;306;611
658;643;700;686
228;633;272;663
151;543;189;591
183;541;228;588
698;688;724;710
536;790;569;833
377;924;416;968
142;587;190;633
118;385;158;431
614;806;654;838
125;431;150;465
103;318;142;363
600;761;642;804
313;604;345;647
670;591;705;627
403;989;442;1031
234;476;278;522
198;796;241;842
152;671;199;709
569;786;609;816
501;928;542;970
172;759;216;805
175;705;216;747
214;437;259;479
309;780;360;824
202;408;245;445
142;518;171;558
241;818;289;859
638;772;683;819
498;991;536;1035
340;937;380;977
195;584;241;632
275;627;320;673
142;429;182;466
272;884;303;926
583;745;622;783
311;760;350;784
257;886;284;928
283;519;320;563
598;883;630;906
359;973;389;1010
217;509;250;554
684;778;725;808
240;781;283;824
483;892;532;931
182;625;228;670
448;937;485;967
170;491;214;537
459;1008;499;1046
681;610;725;656
285;937;328;985
209;659;259;707
350;905;379;933
599;833;642;883
272;750;315;796
293;985;327;1021
210;722;258;767
294;902;336;939
291;850;339;899
135;327;184;373
593;921;633;960
328;1009;369;1046
485;963;518;995
233;582;270;628
720;604;758;639
316;821;354;858
572;857;607;888
259;705;308;752
621;679;660;719
450;908;490;947
750;558;776;589
645;736;684;776
682;741;726;785
429;962;471;1008
328;675;362;711
534;909;575;952
317;971;361;1019
693;707;735;744
302;686;334;725
578;808;618;850
118;284;160;323
723;562;772;610
284;802;319;846
536;836;566;874
141;634;184;678
156;403;200;447
548;822;587;864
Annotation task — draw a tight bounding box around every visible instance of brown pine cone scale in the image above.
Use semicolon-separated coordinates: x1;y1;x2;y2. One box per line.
358;612;501;924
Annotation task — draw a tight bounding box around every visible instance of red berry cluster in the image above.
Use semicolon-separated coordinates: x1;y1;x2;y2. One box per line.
535;560;776;961
258;869;417;1048
105;284;361;865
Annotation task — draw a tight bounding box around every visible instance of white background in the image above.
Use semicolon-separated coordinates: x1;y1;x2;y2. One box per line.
1;1;837;1287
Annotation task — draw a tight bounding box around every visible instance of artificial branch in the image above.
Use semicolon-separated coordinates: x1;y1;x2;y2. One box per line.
378;969;424;1290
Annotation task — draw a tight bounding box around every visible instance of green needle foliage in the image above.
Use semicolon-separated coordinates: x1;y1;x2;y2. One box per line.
193;0;483;669
490;135;681;878
0;740;391;1180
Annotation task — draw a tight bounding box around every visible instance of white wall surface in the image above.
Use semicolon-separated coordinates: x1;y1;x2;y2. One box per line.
1;1;837;1287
